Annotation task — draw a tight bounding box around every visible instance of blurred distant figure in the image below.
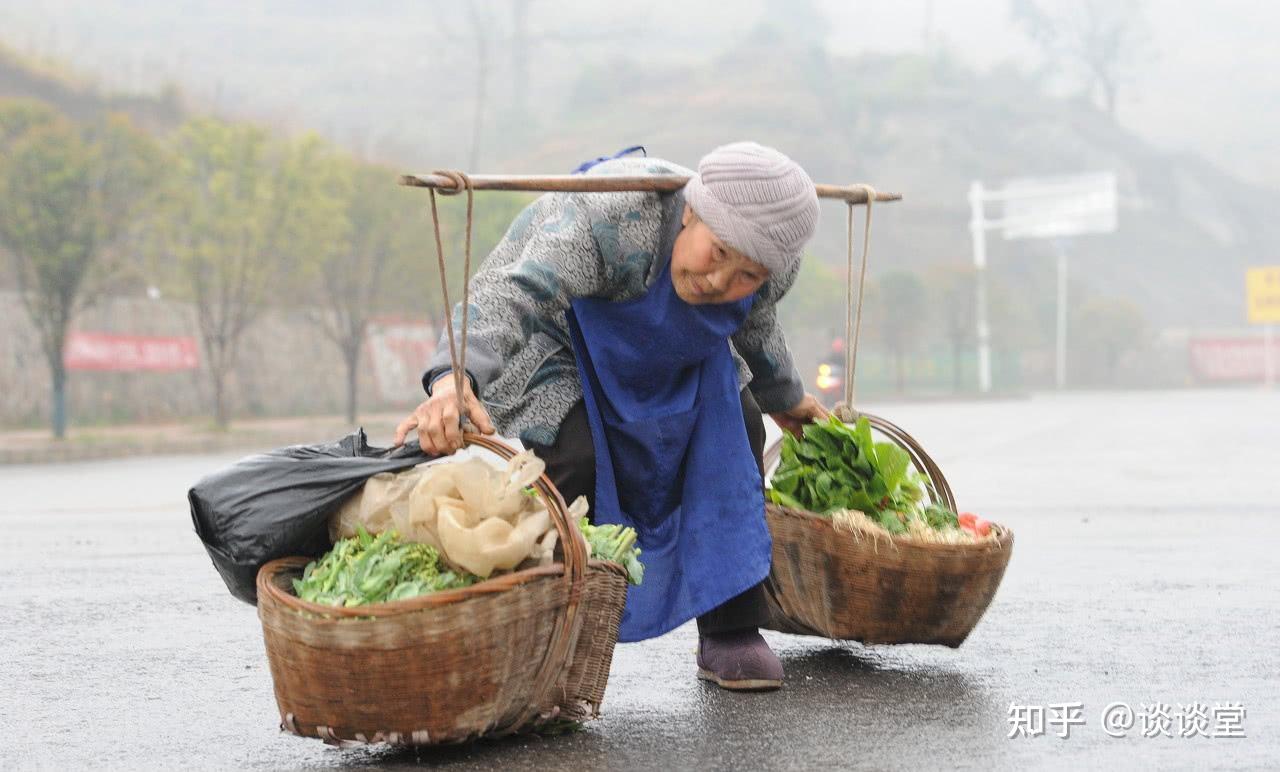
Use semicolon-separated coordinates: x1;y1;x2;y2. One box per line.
813;335;845;408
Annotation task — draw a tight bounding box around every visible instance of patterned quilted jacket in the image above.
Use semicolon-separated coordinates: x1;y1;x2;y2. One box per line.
422;156;805;447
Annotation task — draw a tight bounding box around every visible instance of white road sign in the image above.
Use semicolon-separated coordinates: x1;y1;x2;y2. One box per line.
999;172;1118;241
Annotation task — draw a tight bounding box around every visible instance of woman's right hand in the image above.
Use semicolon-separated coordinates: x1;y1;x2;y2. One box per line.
394;375;496;456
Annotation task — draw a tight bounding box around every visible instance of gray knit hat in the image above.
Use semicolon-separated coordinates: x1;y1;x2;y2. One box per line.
683;141;820;276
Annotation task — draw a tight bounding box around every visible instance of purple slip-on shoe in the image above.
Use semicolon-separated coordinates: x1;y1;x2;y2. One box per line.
696;628;784;691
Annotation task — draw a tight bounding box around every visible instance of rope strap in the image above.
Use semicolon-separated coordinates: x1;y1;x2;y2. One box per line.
426;169;475;427
834;184;875;424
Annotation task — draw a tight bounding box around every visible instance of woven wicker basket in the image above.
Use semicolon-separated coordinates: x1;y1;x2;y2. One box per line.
255;433;629;745
760;412;1013;647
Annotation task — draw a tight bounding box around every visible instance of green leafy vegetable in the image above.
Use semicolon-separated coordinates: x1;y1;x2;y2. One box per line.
296;516;646;608
578;517;644;585
877;509;908;535
766;415;958;533
922;502;960;531
293;526;477;607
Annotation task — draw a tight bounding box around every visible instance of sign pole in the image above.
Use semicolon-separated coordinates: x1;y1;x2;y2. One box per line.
980;171;1116;394
1266;324;1275;389
970;181;992;394
1054;239;1069;389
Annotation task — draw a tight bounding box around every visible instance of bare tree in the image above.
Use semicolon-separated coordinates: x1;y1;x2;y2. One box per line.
508;0;534;131
922;0;937;50
1011;0;1151;119
432;2;503;170
308;160;425;423
464;3;492;170
430;1;663;170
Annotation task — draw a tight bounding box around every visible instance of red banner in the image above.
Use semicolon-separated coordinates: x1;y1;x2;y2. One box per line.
64;331;200;372
1188;337;1279;382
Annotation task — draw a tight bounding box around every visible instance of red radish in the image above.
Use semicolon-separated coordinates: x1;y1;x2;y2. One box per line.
958;512;991;537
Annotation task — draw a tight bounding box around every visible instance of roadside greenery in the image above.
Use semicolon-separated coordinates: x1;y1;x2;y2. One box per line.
0;96;524;435
0;100;161;437
0;63;1156;434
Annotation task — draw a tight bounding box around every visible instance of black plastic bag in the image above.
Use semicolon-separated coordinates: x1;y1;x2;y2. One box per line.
189;428;429;604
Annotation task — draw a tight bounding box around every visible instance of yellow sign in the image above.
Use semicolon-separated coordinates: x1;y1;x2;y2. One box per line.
1247;266;1280;323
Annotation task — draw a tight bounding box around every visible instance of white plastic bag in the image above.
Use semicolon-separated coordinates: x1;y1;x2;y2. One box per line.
436;495;552;578
328;468;422;543
327;450;562;577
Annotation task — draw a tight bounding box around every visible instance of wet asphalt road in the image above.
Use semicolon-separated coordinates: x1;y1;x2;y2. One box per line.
3;389;1277;770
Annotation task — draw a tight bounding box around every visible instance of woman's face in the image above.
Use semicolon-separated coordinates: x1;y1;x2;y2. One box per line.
670;205;770;305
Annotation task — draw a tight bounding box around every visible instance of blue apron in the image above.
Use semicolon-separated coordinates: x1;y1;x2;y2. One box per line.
566;259;772;642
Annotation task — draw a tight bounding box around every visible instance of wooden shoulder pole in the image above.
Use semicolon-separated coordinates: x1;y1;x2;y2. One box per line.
399;173;901;204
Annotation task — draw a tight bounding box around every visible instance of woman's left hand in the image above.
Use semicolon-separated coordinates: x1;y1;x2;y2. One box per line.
768;392;829;438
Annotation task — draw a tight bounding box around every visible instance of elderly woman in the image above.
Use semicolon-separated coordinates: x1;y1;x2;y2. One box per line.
396;142;827;691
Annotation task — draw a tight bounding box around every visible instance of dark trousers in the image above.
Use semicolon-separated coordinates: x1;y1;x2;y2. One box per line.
528;389;772;635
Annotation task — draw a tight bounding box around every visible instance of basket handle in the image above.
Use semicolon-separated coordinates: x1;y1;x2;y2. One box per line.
762;412;957;514
460;431;588;734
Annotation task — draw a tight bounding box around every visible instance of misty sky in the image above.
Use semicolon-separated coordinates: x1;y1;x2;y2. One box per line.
1;0;1276;186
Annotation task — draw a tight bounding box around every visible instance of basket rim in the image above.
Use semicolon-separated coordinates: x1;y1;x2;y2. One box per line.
258;556;628;620
765;501;1014;554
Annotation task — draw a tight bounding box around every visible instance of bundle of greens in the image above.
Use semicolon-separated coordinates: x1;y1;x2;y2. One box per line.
293;526;477;607
294;513;646;608
579;517;644;585
766;416;962;537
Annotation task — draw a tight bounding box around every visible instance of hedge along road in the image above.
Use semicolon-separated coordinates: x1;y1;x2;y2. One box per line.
2;389;1277;770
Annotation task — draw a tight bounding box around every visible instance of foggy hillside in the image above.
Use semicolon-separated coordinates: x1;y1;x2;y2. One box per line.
2;0;1275;185
1;1;1275;333
513;37;1277;330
